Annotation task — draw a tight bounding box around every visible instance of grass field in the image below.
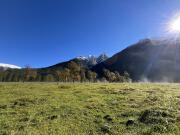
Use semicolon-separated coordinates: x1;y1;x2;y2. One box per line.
0;83;179;135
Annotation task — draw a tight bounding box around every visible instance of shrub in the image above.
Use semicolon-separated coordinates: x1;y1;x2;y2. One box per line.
139;109;170;125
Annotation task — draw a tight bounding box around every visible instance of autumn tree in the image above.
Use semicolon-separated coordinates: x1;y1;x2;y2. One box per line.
114;71;124;82
56;70;62;82
68;61;81;82
86;70;97;82
80;69;86;82
23;65;37;82
103;68;112;82
123;71;132;82
63;68;70;82
45;74;55;82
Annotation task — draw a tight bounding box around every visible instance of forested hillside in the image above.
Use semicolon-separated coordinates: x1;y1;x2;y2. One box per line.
0;60;131;82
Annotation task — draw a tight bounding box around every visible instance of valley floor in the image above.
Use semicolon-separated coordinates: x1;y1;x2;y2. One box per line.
0;83;179;135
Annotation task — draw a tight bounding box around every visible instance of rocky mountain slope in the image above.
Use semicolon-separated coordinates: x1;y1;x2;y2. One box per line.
93;38;180;82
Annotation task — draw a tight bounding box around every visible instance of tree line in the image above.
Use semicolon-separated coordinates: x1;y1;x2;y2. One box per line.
0;61;131;82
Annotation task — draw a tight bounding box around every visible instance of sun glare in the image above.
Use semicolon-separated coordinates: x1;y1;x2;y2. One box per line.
168;14;180;33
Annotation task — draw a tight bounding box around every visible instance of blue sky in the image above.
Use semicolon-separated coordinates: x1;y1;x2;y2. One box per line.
0;0;180;68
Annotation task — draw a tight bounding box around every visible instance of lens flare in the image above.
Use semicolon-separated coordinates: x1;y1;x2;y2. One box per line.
169;17;180;33
167;13;180;34
162;12;180;44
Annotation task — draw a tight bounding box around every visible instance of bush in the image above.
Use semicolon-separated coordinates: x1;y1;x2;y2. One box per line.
139;109;170;125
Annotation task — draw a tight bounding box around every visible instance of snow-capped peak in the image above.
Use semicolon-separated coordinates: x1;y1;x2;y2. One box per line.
76;56;87;60
75;53;108;66
0;63;21;69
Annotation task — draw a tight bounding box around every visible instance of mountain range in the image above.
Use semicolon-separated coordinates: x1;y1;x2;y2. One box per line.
1;38;180;82
46;53;109;70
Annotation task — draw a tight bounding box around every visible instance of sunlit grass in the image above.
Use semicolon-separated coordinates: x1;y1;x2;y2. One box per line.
0;83;179;135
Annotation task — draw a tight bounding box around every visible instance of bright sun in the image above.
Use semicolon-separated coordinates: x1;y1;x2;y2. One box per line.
168;15;180;33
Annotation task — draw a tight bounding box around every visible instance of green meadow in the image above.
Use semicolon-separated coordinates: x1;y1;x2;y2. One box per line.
0;83;179;135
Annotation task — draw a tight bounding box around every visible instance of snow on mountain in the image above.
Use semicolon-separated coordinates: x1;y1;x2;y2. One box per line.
0;63;21;69
97;53;109;63
76;53;108;66
76;56;87;60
